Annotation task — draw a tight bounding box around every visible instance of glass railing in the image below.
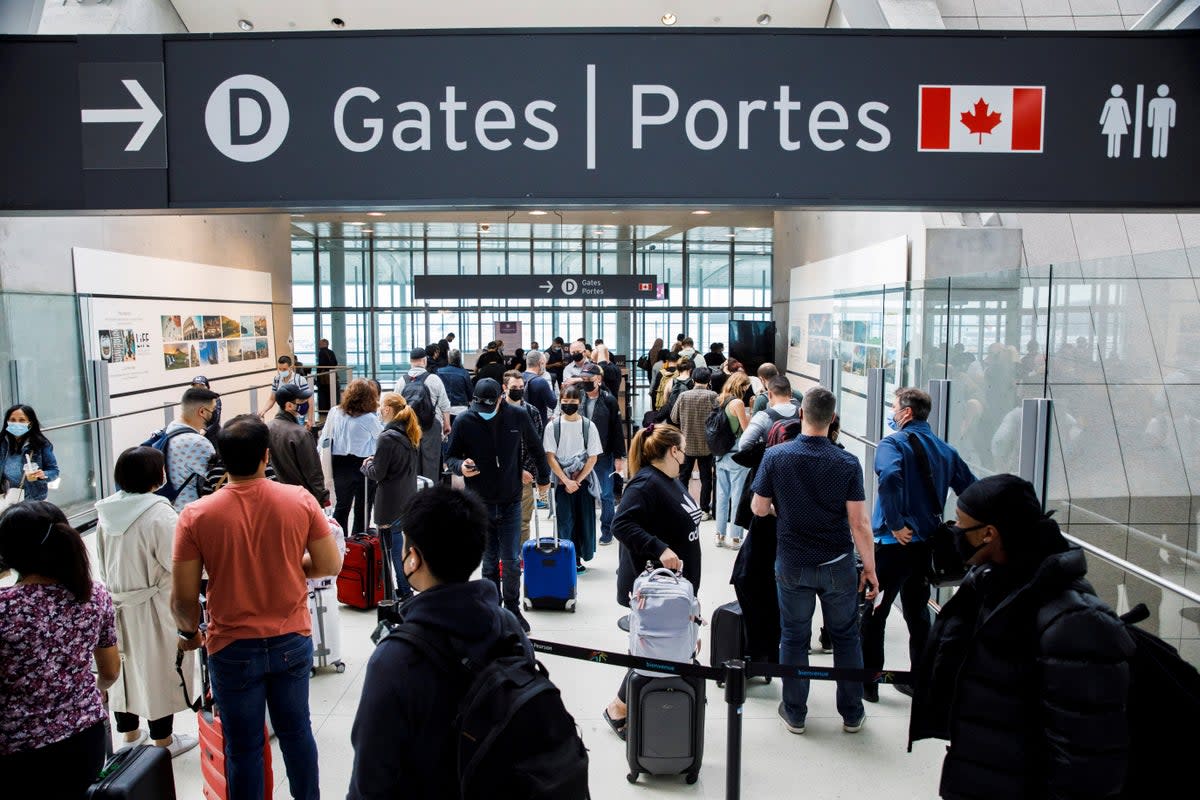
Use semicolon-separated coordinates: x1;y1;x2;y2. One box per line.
800;247;1200;666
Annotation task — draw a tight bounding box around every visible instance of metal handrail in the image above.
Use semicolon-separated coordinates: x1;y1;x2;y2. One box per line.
39;365;356;435
1065;533;1200;606
1065;501;1200;569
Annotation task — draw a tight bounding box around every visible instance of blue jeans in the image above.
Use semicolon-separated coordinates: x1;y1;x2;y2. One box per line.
715;454;749;540
388;527;413;600
207;633;319;800
777;557;864;726
594;453;616;540
482;501;522;606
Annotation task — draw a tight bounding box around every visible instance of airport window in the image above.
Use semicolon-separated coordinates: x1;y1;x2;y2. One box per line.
292;222;773;385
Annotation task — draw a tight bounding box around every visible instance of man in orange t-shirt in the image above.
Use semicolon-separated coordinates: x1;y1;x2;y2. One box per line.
172;415;341;800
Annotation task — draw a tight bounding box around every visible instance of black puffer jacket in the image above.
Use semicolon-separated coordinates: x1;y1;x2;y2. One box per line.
909;545;1135;800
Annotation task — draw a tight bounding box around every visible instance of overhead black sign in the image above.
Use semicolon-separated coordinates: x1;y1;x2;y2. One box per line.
1;29;1198;211
414;274;659;300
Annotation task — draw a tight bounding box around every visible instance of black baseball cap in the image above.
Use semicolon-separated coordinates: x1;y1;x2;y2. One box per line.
410;347;429;361
191;376;210;387
472;378;502;410
581;363;603;377
276;383;313;405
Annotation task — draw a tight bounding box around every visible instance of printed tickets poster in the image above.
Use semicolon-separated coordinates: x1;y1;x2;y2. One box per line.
87;297;273;394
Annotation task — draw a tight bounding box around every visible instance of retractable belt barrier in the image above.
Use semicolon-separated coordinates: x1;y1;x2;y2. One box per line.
528;637;914;800
528;638;913;685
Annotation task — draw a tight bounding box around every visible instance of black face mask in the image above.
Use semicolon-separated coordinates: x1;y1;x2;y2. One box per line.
951;522;989;563
580;381;595;392
507;388;524;402
560;403;580;416
571;352;584;362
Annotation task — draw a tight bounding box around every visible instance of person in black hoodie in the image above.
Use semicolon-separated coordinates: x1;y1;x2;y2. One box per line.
603;422;702;738
909;474;1135;800
346;486;534;800
445;378;550;631
362;393;422;601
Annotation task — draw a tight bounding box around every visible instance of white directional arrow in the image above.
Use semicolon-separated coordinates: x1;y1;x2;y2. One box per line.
81;79;163;152
539;280;554;293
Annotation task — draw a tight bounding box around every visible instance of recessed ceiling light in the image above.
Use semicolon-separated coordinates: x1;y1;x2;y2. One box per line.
331;17;345;28
290;213;304;218
367;212;384;217
757;13;772;25
346;221;364;226
529;210;548;216
726;233;737;237
237;19;253;31
661;13;678;25
692;209;711;215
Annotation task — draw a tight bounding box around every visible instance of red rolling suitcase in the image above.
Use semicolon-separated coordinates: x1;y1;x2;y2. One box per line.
336;475;385;609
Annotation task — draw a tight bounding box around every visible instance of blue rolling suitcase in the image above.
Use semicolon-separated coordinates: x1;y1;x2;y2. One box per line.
522;490;577;612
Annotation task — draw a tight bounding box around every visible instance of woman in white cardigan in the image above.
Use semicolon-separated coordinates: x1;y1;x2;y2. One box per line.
95;446;198;758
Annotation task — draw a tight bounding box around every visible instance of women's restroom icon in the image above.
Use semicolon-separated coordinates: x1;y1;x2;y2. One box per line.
1101;83;1175;159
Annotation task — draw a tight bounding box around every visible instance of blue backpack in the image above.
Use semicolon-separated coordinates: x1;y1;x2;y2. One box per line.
139;427;203;502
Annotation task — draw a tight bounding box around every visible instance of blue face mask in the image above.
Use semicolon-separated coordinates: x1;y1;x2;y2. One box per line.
478;409;498;421
887;416;900;432
6;422;29;438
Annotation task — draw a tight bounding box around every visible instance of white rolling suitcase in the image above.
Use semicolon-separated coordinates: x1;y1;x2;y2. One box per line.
310;514;347;674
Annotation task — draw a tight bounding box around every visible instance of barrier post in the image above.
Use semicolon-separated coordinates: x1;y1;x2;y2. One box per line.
723;659;746;800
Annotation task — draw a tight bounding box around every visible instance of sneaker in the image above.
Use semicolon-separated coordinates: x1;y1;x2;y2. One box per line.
599;534;614;546
504;603;532;633
729;538;742;550
117;730;148;751
701;511;714;521
894;683;915;698
843;715;866;734
778;702;805;734
863;683;879;703
165;733;199;758
715;535;726;548
535;500;548;510
576;563;587;574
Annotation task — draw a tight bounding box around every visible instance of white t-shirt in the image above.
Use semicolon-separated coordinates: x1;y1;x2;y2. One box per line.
543;416;602;460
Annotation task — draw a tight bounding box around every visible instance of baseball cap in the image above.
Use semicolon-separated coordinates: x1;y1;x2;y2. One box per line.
276;383;313;405
581;363;603;377
191;376;210;387
472;378;502;411
410;347;429;361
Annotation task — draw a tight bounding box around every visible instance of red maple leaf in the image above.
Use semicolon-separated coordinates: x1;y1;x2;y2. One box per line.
961;98;1002;144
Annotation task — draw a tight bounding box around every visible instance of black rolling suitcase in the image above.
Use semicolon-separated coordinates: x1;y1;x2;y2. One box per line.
625;672;705;785
86;744;176;799
709;601;772;686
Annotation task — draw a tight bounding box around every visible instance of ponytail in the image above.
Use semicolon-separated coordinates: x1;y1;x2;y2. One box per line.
627;423;683;478
380;393;423;448
0;501;92;603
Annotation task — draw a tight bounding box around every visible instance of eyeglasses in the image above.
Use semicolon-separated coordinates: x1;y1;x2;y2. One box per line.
951;522;989;534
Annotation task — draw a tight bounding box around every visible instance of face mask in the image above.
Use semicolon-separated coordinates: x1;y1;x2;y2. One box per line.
478;409;498;421
507;388;524;402
560;403;579;416
887;416;900;432
571;352;584;362
402;549;419;581
6;423;29;438
950;522;989;563
279;370;293;380
580;381;595;392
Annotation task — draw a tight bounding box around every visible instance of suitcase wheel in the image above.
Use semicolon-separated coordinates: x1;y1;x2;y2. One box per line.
626;773;638;784
335;662;346;674
522;599;531;611
686;772;699;785
566;598;576;613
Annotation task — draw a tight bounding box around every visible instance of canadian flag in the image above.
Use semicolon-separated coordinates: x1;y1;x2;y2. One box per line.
918;85;1045;153
637;281;653;291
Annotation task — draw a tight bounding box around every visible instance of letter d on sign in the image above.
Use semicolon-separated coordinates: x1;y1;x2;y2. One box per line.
205;74;290;162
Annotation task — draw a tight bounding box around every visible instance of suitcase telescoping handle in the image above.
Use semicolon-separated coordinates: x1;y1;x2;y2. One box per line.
533;485;558;551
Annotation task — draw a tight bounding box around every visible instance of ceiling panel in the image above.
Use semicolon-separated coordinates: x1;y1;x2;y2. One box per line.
170;1;834;33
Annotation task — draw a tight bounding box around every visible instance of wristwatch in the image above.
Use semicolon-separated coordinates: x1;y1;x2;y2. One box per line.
177;629;198;641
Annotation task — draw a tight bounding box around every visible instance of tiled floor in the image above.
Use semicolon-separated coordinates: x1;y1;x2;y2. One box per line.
152;513;943;798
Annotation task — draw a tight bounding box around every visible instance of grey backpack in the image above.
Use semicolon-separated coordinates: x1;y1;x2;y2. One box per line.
628;567;702;675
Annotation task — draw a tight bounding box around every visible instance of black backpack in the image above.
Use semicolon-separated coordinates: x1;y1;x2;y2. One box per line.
704;398;737;457
139;427;202;502
1118;603;1200;796
386;624;590;800
402;371;436;429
